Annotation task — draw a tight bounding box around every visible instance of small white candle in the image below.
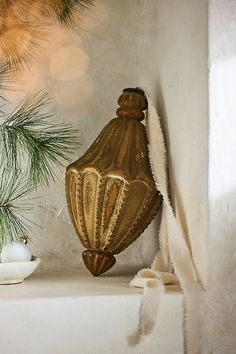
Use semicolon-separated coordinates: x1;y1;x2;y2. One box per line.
1;241;32;263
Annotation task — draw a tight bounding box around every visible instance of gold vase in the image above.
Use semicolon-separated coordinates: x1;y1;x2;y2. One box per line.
65;88;162;276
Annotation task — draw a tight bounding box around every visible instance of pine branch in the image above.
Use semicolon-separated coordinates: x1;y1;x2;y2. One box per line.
0;91;80;187
45;0;94;27
0;0;94;28
0;61;20;91
0;169;35;245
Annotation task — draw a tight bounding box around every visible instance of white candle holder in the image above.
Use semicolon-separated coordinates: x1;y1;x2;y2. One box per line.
0;256;41;285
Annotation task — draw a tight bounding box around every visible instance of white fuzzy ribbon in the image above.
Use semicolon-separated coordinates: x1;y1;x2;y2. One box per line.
130;90;201;354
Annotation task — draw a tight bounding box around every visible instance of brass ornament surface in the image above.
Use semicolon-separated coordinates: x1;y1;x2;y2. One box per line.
65;88;162;276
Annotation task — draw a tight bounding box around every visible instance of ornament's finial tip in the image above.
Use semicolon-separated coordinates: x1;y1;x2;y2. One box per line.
82;250;116;276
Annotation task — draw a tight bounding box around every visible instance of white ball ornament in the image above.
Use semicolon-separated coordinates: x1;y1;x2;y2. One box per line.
1;241;32;263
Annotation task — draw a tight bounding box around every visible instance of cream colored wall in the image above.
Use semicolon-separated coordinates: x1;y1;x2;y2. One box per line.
5;0;209;281
6;0;163;273
202;1;236;353
145;0;209;286
2;1;215;352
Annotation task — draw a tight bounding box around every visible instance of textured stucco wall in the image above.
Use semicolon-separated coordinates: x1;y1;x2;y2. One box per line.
148;0;209;287
6;0;163;273
4;0;210;307
202;1;236;353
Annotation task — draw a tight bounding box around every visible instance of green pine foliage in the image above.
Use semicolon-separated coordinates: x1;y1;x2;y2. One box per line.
0;92;79;246
0;171;35;245
0;92;79;186
0;62;18;90
0;0;92;247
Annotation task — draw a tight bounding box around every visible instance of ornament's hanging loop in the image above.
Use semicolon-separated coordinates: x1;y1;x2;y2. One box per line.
116;87;147;121
19;235;28;244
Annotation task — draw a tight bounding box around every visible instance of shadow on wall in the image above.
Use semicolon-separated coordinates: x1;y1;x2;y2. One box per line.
155;82;194;259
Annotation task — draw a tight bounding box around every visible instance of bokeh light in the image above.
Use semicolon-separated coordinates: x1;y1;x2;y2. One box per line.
49;46;89;81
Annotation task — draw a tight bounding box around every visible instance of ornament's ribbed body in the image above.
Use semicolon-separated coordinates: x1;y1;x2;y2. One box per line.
65;88;162;276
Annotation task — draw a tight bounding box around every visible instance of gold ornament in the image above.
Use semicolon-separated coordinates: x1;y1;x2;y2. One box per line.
65;88;162;276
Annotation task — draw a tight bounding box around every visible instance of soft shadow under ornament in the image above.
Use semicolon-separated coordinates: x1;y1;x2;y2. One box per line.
65;88;162;276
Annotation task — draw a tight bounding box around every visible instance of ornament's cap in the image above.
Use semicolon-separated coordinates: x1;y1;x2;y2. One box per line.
123;87;146;97
116;87;147;121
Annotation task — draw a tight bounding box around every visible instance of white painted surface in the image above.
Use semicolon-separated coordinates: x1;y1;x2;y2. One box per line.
203;1;236;353
0;273;183;354
1;1;211;353
4;0;163;273
142;0;208;287
3;0;208;281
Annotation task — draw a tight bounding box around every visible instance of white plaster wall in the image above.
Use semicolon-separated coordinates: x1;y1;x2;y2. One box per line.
4;0;209;278
142;0;209;286
5;0;164;273
2;1;217;352
202;1;236;353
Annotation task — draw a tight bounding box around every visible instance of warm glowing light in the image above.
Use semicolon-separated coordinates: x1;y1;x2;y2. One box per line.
0;27;31;58
49;46;89;81
0;5;47;69
52;78;93;107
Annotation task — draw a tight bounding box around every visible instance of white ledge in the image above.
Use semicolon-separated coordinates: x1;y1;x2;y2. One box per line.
0;271;183;354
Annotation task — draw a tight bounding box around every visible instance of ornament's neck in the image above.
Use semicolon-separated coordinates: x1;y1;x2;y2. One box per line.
116;87;147;121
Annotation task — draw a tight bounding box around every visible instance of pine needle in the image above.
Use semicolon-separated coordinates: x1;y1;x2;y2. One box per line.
0;169;35;245
0;91;80;246
0;61;20;90
0;91;79;187
44;0;94;27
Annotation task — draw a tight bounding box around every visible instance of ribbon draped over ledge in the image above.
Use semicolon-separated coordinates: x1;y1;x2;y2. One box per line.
130;91;202;354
